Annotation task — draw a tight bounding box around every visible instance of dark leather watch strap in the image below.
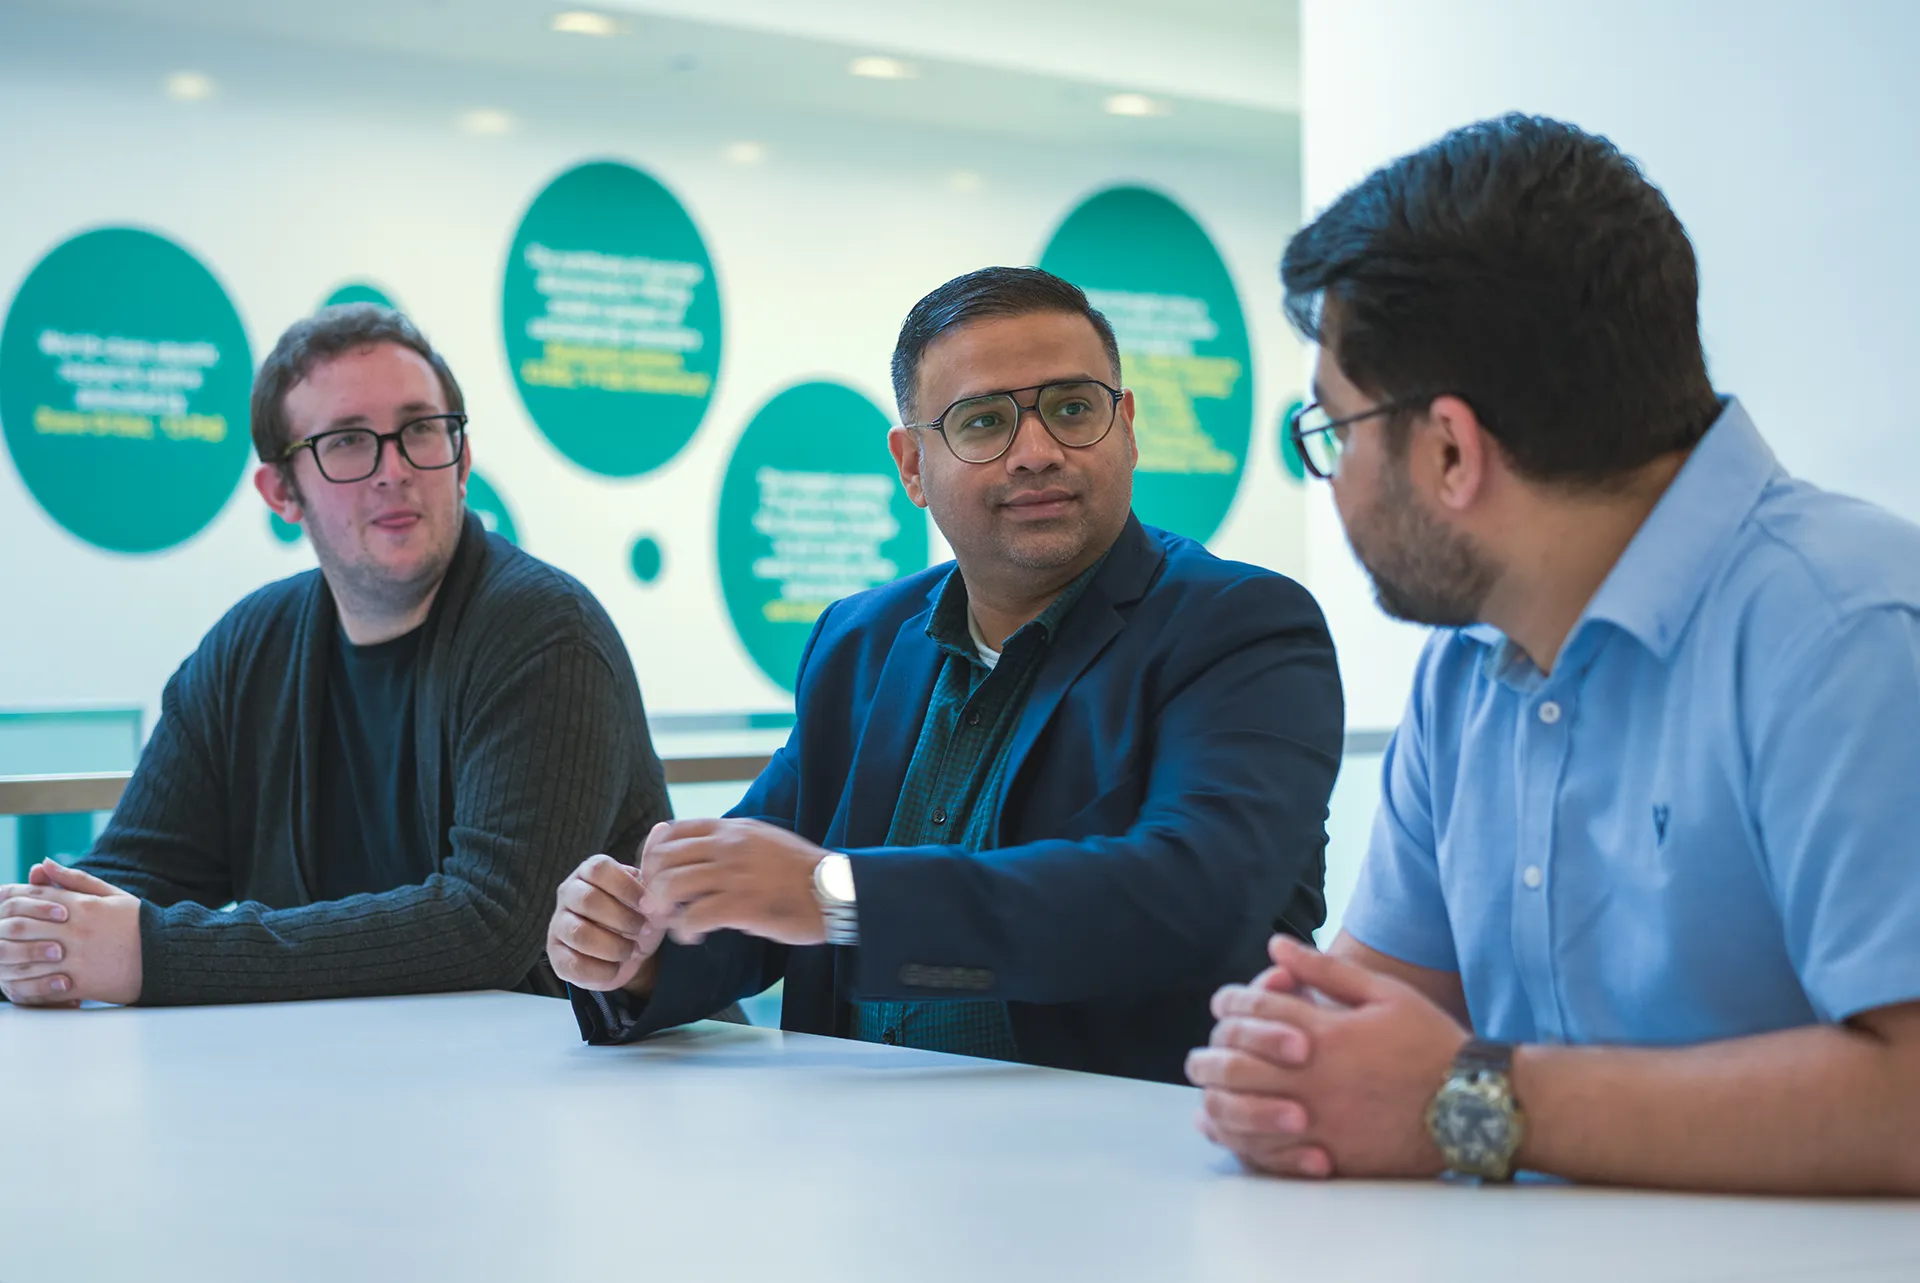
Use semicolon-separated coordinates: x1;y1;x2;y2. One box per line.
1455;1037;1515;1075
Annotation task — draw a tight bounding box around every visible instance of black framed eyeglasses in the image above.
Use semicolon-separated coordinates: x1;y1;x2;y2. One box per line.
1287;396;1444;480
907;380;1122;464
281;413;468;484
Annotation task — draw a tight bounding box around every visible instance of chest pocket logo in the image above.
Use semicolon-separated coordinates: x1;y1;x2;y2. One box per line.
1653;804;1671;845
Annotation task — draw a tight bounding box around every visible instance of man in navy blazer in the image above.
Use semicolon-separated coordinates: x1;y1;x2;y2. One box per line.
548;267;1343;1083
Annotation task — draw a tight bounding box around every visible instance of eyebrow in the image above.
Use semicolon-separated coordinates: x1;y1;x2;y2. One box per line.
315;401;442;433
944;374;1105;407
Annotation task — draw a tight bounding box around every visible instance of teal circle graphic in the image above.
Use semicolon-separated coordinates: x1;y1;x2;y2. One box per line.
1279;397;1308;483
1;227;254;554
503;160;721;477
269;510;302;543
322;282;397;310
629;535;663;583
1039;186;1253;543
465;469;519;545
718;381;927;693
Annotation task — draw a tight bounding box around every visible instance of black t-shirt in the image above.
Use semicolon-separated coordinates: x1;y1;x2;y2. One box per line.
313;623;435;901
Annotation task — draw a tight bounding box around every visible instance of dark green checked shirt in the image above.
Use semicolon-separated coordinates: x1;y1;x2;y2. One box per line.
851;554;1107;1060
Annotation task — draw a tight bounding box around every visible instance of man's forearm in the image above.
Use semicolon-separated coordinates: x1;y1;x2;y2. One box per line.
1513;1004;1920;1194
137;882;542;1005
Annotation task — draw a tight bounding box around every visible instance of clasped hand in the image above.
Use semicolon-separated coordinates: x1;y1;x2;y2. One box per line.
1185;935;1467;1180
0;860;143;1006
547;818;830;994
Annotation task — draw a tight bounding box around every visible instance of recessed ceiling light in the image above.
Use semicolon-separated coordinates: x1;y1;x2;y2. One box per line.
947;170;985;194
849;55;918;80
459;108;515;136
551;10;619;36
1103;92;1169;118
722;140;767;165
164;72;215;102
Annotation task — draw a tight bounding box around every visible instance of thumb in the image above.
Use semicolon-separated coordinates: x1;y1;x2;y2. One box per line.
1268;934;1391;1008
36;860;120;897
610;918;666;989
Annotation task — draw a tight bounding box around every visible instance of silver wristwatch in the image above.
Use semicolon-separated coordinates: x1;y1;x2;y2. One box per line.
812;853;860;945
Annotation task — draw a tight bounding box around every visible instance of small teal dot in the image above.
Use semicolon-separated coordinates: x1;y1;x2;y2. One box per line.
269;511;302;544
629;535;663;583
322;281;396;311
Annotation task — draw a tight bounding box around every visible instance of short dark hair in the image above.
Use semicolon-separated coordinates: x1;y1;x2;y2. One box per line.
250;303;464;464
891;266;1121;422
1281;113;1719;486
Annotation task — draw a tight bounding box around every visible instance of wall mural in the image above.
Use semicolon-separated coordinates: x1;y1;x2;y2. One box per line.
717;380;929;692
502;160;722;479
1040;185;1253;543
1;168;1271;699
1;227;253;554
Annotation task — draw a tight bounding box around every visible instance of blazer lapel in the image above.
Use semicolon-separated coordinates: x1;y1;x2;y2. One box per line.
1001;515;1165;795
839;587;943;848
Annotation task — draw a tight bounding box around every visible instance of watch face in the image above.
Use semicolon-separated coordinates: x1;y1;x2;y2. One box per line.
1433;1080;1517;1172
818;855;856;903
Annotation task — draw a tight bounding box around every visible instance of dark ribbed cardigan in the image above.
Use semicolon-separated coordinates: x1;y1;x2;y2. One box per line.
74;512;669;1006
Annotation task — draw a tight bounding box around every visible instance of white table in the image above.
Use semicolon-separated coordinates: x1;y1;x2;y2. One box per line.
2;993;1915;1282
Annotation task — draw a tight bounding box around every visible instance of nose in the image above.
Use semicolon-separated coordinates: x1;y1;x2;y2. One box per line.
370;433;418;486
1002;402;1066;472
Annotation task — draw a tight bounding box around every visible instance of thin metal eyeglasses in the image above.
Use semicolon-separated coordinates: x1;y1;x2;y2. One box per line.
1287;395;1445;480
280;413;468;484
906;379;1122;464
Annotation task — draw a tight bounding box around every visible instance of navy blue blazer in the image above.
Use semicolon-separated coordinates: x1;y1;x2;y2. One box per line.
578;514;1344;1083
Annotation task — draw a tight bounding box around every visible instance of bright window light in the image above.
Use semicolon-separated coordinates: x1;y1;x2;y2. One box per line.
1103;92;1169;118
849;55;918;80
164;72;215;102
723;141;768;165
551;10;620;36
459;108;515;136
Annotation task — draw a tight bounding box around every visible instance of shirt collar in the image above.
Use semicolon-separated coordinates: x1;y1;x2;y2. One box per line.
1457;397;1781;668
927;551;1110;666
1579;397;1781;660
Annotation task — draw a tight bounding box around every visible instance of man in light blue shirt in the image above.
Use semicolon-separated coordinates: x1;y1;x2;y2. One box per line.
1187;114;1920;1194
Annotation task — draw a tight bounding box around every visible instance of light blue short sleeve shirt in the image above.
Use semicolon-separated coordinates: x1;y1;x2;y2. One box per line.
1344;399;1920;1045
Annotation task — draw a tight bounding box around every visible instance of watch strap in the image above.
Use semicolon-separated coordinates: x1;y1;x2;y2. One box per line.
1454;1037;1515;1077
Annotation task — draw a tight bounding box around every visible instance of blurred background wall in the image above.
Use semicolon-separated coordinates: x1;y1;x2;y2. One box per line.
1299;0;1920;729
0;0;1308;734
8;0;1920;942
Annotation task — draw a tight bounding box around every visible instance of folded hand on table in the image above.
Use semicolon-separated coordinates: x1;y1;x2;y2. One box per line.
549;819;834;999
1185;934;1465;1180
0;860;143;1007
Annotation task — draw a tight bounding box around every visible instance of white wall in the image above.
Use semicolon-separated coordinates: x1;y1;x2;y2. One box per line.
1300;0;1920;729
0;6;1308;735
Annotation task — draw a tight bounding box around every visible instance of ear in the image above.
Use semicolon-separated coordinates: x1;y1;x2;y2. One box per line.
253;462;304;525
1116;388;1139;468
456;433;472;500
1418;394;1494;513
888;426;929;509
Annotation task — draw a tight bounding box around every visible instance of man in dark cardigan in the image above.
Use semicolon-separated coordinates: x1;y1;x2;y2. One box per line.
0;305;670;1007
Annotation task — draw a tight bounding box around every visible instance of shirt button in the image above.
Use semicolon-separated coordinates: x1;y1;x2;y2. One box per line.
931;807;947;825
1537;701;1562;725
966;710;982;727
1522;865;1544;890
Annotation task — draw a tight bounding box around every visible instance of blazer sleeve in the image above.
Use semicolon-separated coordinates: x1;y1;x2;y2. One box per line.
844;573;1344;1005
